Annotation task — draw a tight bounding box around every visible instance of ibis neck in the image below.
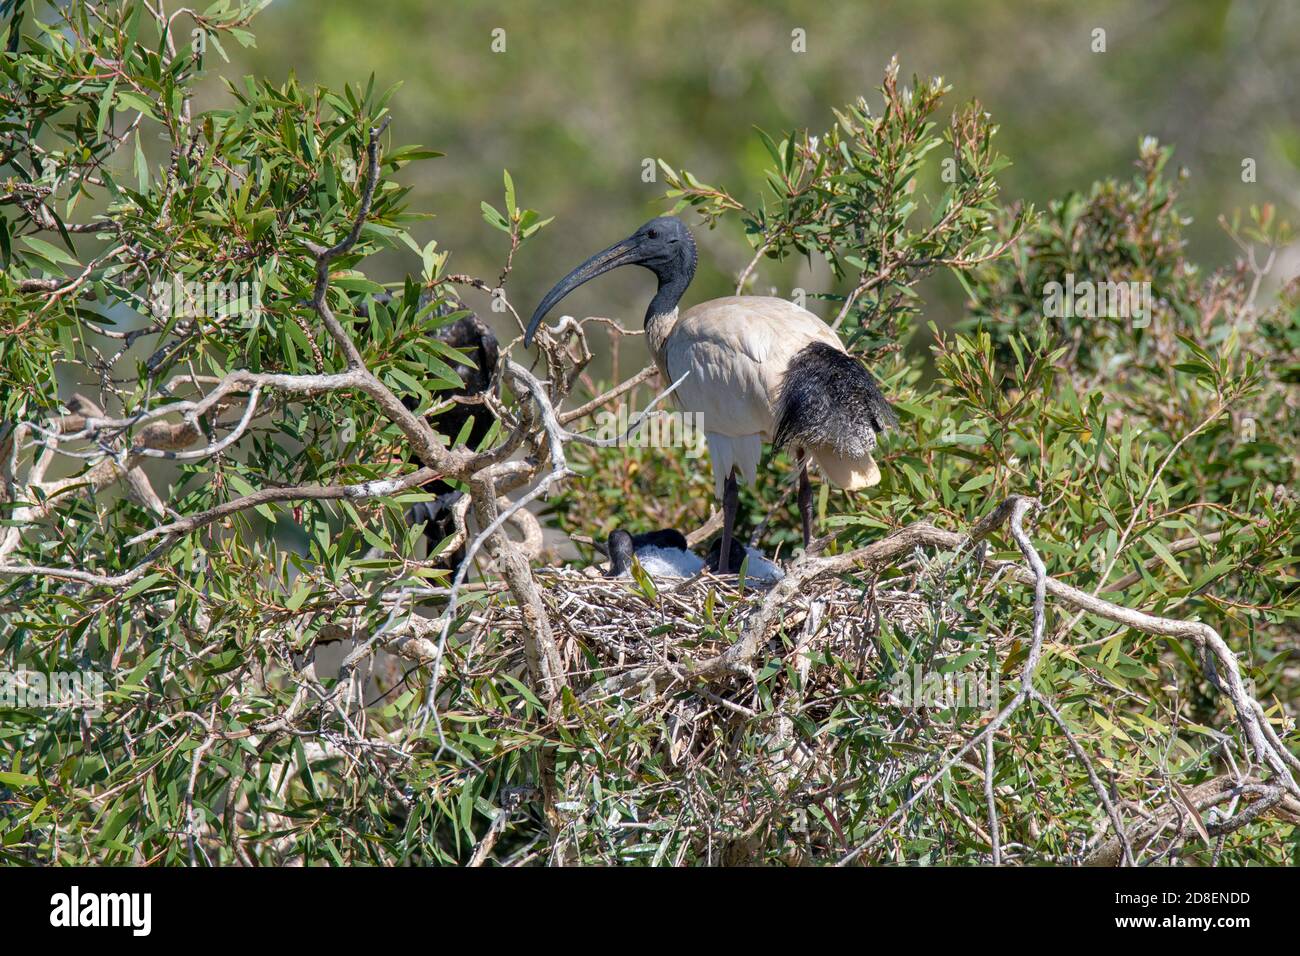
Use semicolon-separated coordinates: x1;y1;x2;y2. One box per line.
646;269;690;330
643;242;695;360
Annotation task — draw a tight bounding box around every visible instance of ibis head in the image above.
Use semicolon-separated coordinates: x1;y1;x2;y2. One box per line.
525;216;697;346
604;529;636;578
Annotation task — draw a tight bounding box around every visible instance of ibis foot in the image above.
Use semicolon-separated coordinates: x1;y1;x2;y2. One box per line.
718;469;739;574
797;460;813;550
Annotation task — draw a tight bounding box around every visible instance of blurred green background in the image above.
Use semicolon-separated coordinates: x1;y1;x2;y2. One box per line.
220;0;1300;339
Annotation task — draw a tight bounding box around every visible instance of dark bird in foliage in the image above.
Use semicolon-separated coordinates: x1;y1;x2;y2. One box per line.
363;292;500;564
404;490;467;564
411;302;498;562
526;216;897;570
419;305;500;456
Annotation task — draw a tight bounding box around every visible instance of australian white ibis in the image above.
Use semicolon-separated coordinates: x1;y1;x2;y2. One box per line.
604;527;784;583
703;536;785;583
604;528;704;578
527;216;897;571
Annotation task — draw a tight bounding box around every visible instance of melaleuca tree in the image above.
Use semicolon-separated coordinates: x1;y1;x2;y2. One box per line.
1;2;1296;867
552;67;1299;864
1;0;551;864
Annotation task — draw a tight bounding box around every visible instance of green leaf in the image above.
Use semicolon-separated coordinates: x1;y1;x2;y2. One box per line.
20;236;79;268
957;473;994;493
503;169;516;217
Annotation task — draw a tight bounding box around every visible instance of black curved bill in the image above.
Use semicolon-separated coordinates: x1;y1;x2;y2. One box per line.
524;236;640;347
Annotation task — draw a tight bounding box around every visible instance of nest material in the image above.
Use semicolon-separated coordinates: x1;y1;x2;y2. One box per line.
523;567;939;694
446;560;1099;863
474;566;987;862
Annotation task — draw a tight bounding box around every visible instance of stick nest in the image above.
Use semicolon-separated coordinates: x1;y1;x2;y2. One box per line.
508;567;945;696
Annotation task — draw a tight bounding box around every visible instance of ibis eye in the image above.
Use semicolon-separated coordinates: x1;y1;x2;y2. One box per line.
647;229;658;239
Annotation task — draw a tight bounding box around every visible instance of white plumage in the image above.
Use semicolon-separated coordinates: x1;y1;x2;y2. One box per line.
652;296;879;499
631;545;705;578
615;540;782;582
728;546;785;583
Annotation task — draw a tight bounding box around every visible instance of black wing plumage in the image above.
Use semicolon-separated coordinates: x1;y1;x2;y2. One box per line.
773;342;897;456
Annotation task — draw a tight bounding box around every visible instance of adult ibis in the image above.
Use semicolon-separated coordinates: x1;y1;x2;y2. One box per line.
526;216;897;571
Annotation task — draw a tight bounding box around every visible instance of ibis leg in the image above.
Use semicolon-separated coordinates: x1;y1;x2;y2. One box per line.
719;469;739;574
798;460;813;550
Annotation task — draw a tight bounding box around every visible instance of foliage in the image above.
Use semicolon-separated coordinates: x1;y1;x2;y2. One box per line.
660;58;1030;355
225;0;1300;326
1;2;1297;866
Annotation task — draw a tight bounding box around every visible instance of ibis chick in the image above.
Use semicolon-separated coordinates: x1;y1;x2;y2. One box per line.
704;537;785;583
604;528;705;578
